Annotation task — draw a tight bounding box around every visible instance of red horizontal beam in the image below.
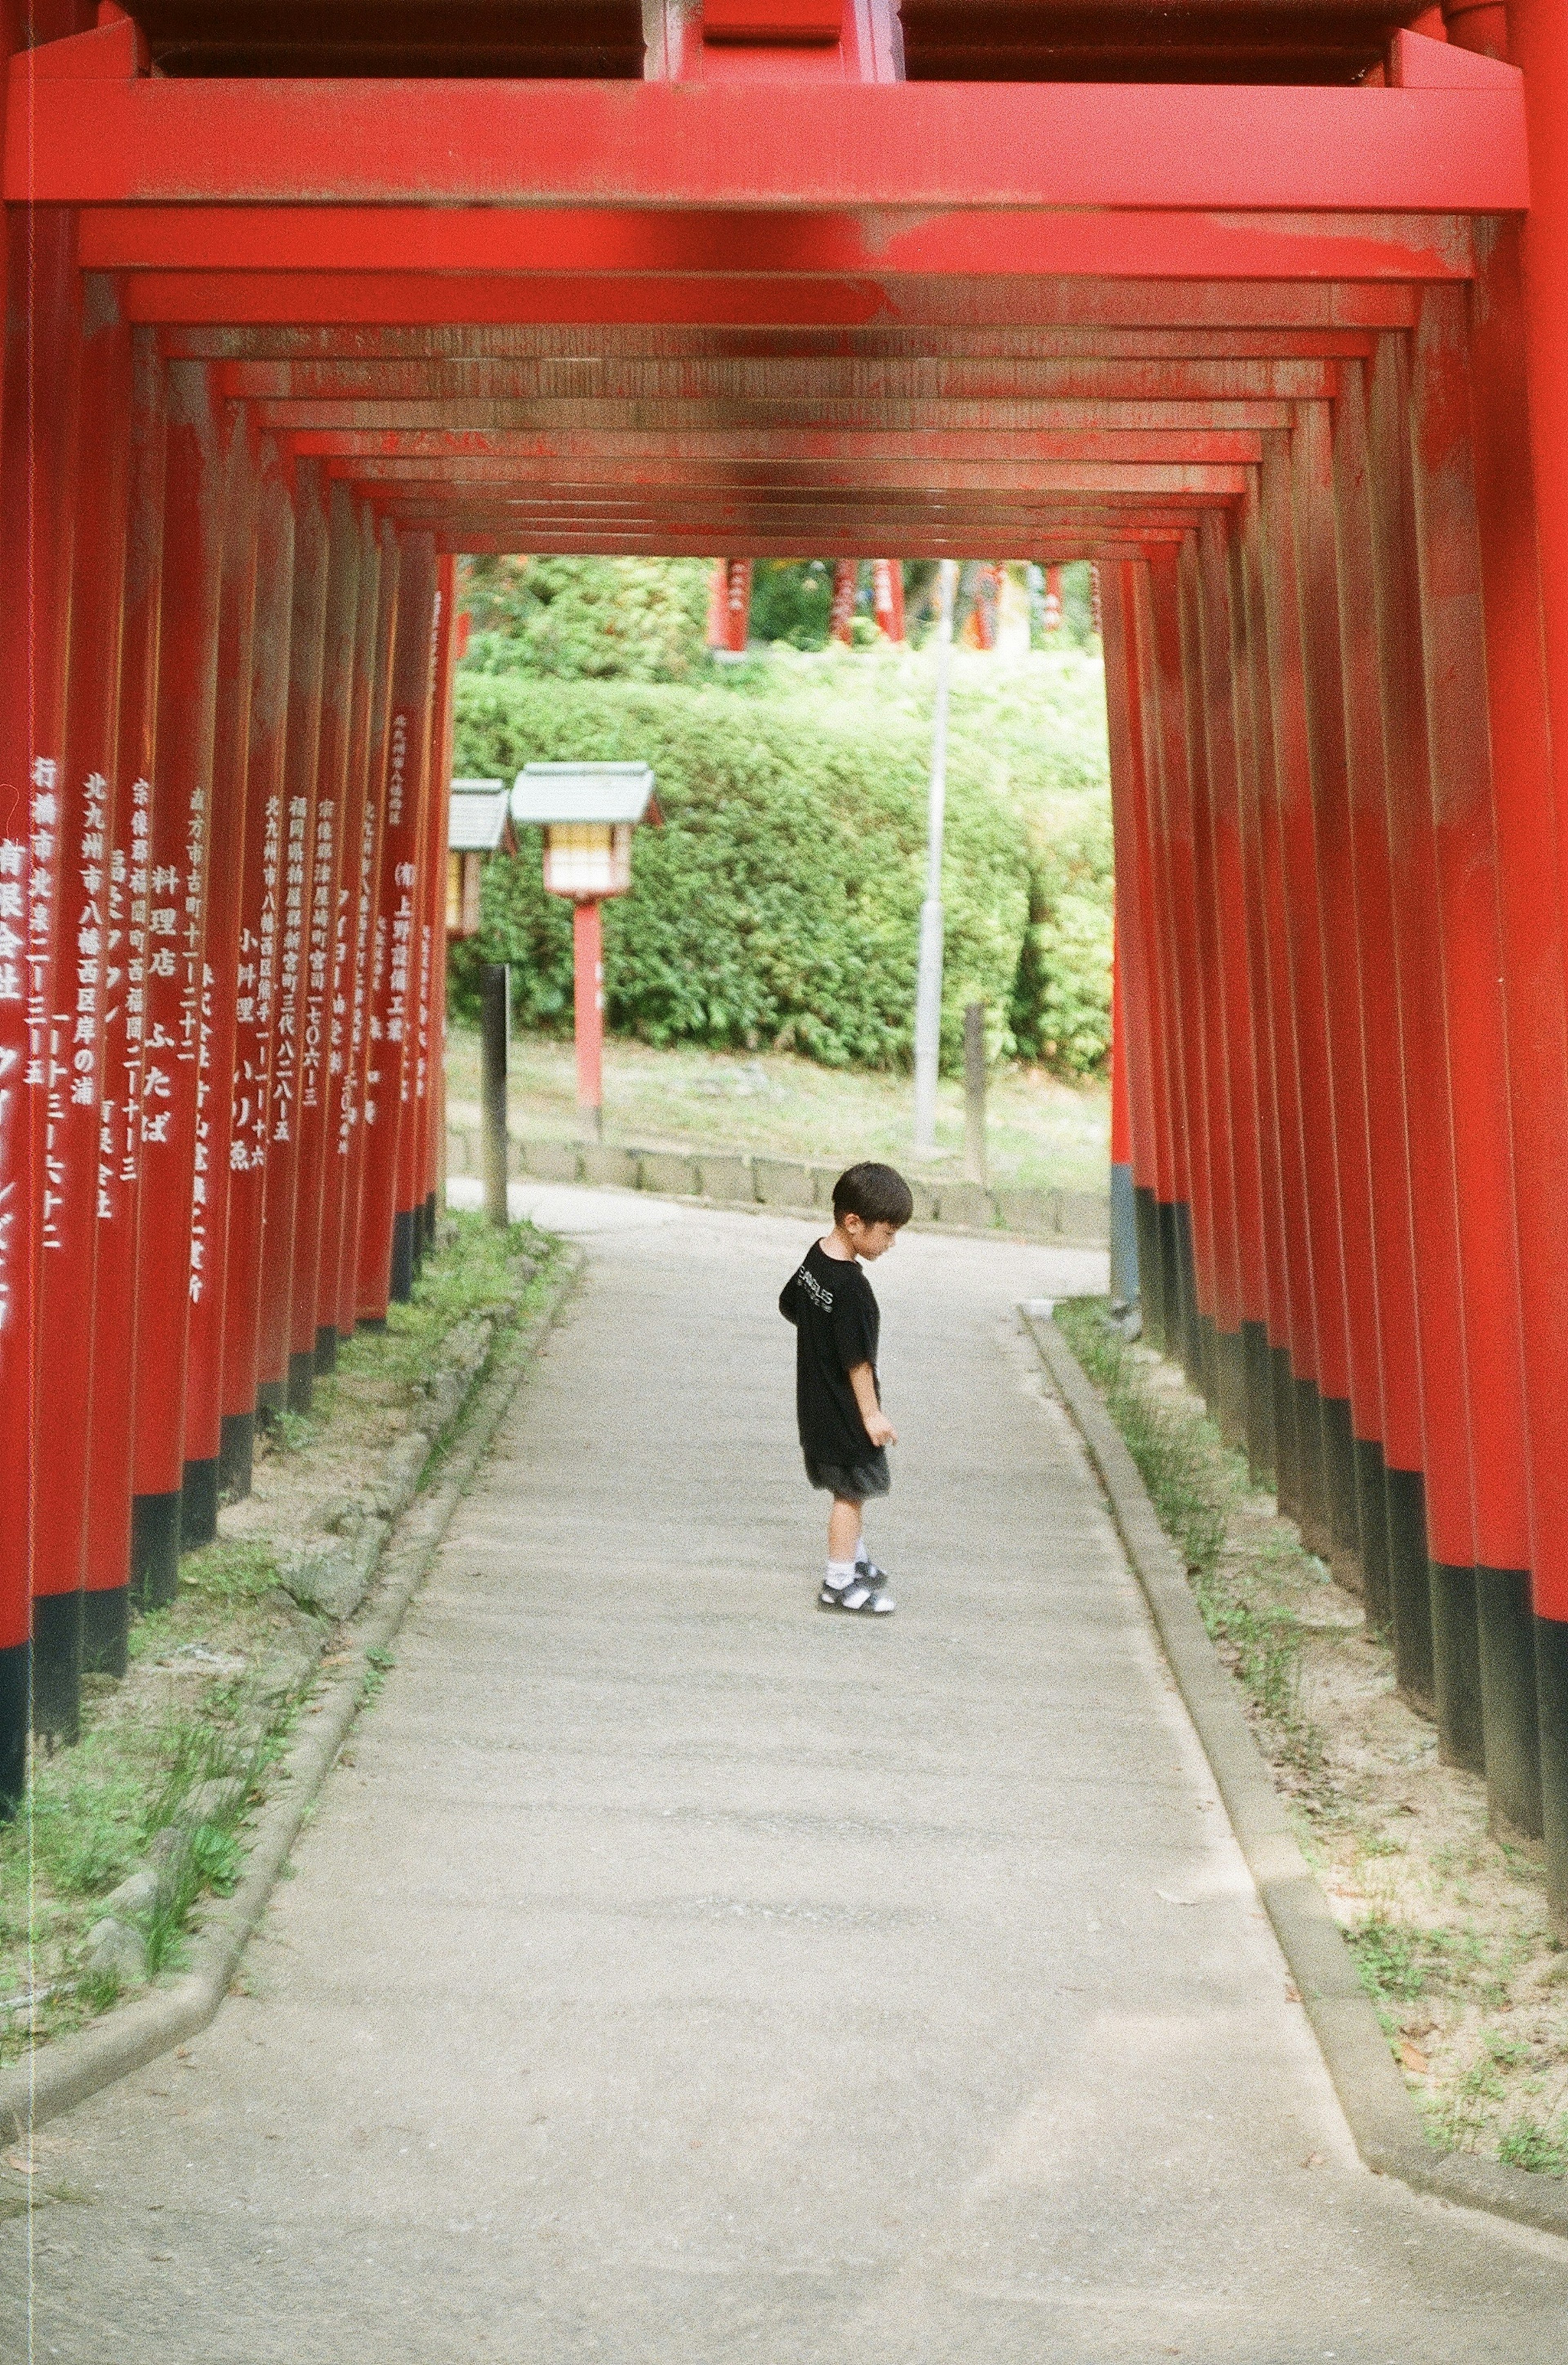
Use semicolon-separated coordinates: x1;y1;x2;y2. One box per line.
328;447;1263;484
200;327;1381;367
218;357;1333;402
9;75;1527;215
448;530;1189;556
156;287;1419;351
287;410;1295;456
80;205;1476;287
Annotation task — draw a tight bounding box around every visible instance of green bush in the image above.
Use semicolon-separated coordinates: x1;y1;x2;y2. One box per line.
461;555;711;684
452;673;1031;1069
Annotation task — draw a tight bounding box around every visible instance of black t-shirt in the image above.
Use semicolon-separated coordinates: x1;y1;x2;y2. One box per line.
779;1240;881;1464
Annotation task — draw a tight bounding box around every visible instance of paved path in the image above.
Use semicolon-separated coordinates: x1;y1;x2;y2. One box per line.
7;1195;1568;2363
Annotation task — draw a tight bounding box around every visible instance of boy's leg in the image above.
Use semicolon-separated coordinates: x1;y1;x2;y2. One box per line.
827;1496;860;1568
821;1492;895;1614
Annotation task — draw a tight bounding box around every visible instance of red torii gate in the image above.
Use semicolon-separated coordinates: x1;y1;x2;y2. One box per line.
3;0;1568;1945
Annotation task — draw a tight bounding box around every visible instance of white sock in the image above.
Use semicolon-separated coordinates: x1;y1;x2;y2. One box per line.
825;1559;857;1592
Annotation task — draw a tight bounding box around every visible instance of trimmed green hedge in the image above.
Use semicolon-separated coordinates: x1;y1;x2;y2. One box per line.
452;674;1033;1071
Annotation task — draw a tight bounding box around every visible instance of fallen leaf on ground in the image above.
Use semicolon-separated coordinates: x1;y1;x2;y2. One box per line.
1156;1890;1197;1906
2;2153;38;2177
1399;2041;1430;2073
1302;2150;1325;2168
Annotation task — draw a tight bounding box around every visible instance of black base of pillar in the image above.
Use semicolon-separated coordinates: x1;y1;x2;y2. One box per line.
1270;1347;1299;1520
1385;1466;1435;1716
390;1207;416;1305
1241;1321;1274;1490
1158;1200;1182;1369
1293;1377;1332;1559
0;1642;27;1817
218;1410;255;1501
1431;1561;1486;1776
31;1590;82;1746
81;1586;129;1680
1174;1204;1202;1387
358;1313;388;1333
286;1351;315;1416
1319;1396;1363;1596
1476;1569;1542;1842
314;1323;338;1377
1352;1436;1392;1637
180;1456;220;1548
423;1189;438;1257
1536;1615;1568;1944
1214;1325;1248;1453
1135;1188;1163;1352
1197;1312;1220;1420
130;1489;182;1610
256;1377;286;1423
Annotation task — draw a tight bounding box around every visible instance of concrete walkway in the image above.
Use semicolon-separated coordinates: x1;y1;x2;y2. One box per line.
7;1195;1568;2362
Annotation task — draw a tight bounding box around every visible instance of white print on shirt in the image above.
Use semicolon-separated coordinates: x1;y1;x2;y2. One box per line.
797;1264;835;1312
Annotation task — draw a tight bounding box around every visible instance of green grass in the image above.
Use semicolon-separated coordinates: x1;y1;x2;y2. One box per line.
1052;1298;1324;1780
445;1026;1110;1194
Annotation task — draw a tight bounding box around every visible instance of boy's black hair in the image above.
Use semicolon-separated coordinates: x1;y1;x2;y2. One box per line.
832;1160;914;1229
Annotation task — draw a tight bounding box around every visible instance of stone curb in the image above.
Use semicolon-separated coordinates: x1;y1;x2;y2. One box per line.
0;1245;585;2149
1023;1304;1568;2248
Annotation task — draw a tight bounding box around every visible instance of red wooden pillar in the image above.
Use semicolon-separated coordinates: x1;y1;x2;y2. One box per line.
394;552;450;1288
1099;561;1168;1342
128;361;228;1606
254;459;330;1420
1043;565;1064;635
179;410;261;1547
1258;428;1347;1563
0;203;80;1787
1225;497;1296;1508
421;553;461;1243
1144;548;1216;1395
871;560;904;643
1408;285;1532;1778
708;558;751;653
1130;558;1200;1372
358;531;437;1323
84;327;166;1676
339;523;400;1341
1192;515;1270;1470
829;559;858;646
216;435;294;1498
1291;399;1383;1592
287;477;361;1394
1329;360;1425;1642
315;503;380;1358
37;274;131;1713
1450;235;1568;1861
1506;0;1568;1935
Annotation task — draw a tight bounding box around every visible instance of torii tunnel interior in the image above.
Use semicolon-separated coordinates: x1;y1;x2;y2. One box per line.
4;0;1568;1941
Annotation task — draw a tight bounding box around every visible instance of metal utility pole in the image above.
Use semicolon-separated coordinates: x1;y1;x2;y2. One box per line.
963;1000;987;1183
913;558;958;1153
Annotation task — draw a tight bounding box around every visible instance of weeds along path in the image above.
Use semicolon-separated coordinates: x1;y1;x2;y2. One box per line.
5;1198;1568;2363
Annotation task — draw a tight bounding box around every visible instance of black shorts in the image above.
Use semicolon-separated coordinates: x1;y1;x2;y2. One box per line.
803;1448;890;1503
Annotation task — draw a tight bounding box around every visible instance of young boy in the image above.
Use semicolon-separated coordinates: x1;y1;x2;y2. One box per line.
778;1160;913;1615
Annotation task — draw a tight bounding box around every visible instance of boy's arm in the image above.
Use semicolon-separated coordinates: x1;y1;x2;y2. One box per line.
848;1361;896;1449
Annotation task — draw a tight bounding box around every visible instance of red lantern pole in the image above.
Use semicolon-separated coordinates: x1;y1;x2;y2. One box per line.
829;559;858;644
574;897;605;1135
129;361;229;1607
871;559;904;643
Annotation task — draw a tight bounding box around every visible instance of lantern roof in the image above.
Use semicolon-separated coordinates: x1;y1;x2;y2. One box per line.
448;778;514;853
510;763;661;829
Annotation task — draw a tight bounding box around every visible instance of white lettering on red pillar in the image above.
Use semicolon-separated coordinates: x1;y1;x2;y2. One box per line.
241;791;283;1172
302;798;334;1115
272;795;308;1147
388;862;416;1091
341;791;376;1155
0;817;28;1334
178;783;208;1298
46;768;109;1245
121;778;151;1180
27;765;62;1252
